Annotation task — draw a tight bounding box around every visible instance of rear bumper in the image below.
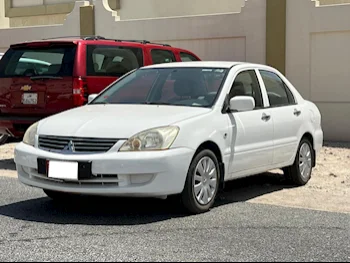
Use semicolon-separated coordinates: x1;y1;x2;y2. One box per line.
314;128;324;153
0;116;42;137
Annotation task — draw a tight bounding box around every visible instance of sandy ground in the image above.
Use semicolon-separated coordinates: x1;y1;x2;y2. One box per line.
0;141;349;214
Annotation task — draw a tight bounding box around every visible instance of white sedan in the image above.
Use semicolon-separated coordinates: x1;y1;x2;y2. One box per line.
14;61;323;214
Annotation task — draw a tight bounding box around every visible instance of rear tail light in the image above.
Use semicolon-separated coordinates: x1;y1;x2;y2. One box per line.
73;77;88;106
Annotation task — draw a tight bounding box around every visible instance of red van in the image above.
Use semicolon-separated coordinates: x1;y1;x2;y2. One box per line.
0;36;201;144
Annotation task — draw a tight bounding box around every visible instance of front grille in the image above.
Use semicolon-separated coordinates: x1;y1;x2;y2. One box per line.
38;135;119;153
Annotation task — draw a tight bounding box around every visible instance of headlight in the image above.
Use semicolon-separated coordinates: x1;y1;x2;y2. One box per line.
119;126;180;152
23;122;38;146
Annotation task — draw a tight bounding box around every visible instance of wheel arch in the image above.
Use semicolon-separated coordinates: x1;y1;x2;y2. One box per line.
300;132;316;167
194;141;225;189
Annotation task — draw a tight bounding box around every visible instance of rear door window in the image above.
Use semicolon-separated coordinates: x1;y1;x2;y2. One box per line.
0;45;76;77
151;49;176;64
87;45;144;77
259;70;295;107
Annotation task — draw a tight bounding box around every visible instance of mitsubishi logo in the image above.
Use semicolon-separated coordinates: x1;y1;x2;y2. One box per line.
63;140;75;152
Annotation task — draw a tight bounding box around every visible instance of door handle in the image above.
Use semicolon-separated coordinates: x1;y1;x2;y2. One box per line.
294;109;302;116
262;113;271;122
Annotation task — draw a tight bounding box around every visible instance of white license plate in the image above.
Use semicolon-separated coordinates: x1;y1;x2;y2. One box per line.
48;161;78;181
22;93;38;105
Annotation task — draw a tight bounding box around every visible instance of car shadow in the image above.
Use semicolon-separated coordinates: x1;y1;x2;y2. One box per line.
215;171;293;206
0;171;293;226
0;159;16;171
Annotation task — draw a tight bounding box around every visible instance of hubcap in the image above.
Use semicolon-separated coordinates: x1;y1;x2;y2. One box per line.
193;157;218;206
299;143;312;180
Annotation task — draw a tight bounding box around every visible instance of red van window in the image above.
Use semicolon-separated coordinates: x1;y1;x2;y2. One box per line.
180;52;200;62
86;45;144;77
0;46;76;77
151;49;176;64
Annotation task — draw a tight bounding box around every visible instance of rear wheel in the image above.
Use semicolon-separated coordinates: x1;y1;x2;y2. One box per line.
284;138;314;186
181;149;220;214
0;134;9;145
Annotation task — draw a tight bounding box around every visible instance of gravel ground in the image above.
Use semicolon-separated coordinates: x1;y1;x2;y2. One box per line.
0;141;350;214
248;142;350;213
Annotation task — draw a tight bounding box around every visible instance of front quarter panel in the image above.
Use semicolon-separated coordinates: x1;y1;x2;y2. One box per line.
171;110;231;177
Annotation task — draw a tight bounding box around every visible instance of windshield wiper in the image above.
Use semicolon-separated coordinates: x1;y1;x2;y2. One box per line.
30;76;63;81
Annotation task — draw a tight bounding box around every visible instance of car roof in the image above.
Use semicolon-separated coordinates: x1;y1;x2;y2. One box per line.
141;61;279;72
142;61;247;69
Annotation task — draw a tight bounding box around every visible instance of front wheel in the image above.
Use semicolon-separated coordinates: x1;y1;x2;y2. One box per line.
0;134;9;145
284;138;314;186
181;149;220;214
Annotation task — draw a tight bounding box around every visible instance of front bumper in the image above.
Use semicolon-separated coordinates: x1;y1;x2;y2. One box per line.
14;142;195;197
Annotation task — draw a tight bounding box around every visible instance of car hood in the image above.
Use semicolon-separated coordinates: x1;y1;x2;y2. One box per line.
38;104;211;138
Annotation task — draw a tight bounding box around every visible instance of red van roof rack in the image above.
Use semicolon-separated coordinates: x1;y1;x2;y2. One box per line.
41;35;171;47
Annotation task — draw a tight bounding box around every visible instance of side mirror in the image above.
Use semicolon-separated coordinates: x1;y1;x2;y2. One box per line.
229;96;255;112
88;94;98;104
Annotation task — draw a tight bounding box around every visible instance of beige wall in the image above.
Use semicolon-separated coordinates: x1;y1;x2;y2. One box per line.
0;3;9;28
286;0;350;141
117;0;245;20
95;0;266;64
0;1;87;52
11;0;74;7
1;0;119;28
318;0;350;4
9;14;68;27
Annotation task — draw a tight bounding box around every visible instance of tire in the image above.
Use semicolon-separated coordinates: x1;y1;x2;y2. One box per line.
0;134;9;145
284;138;314;186
181;149;220;214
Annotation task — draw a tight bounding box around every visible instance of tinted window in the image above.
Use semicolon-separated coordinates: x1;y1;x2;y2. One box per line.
91;67;228;108
260;70;293;107
0;46;76;77
229;70;263;108
86;45;144;77
151;49;176;64
180;52;199;62
284;83;296;104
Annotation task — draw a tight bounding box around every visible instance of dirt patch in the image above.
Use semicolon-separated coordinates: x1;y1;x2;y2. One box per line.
1;142;349;213
249;143;350;213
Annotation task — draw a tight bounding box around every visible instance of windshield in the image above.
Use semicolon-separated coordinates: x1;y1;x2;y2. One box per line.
91;67;228;108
